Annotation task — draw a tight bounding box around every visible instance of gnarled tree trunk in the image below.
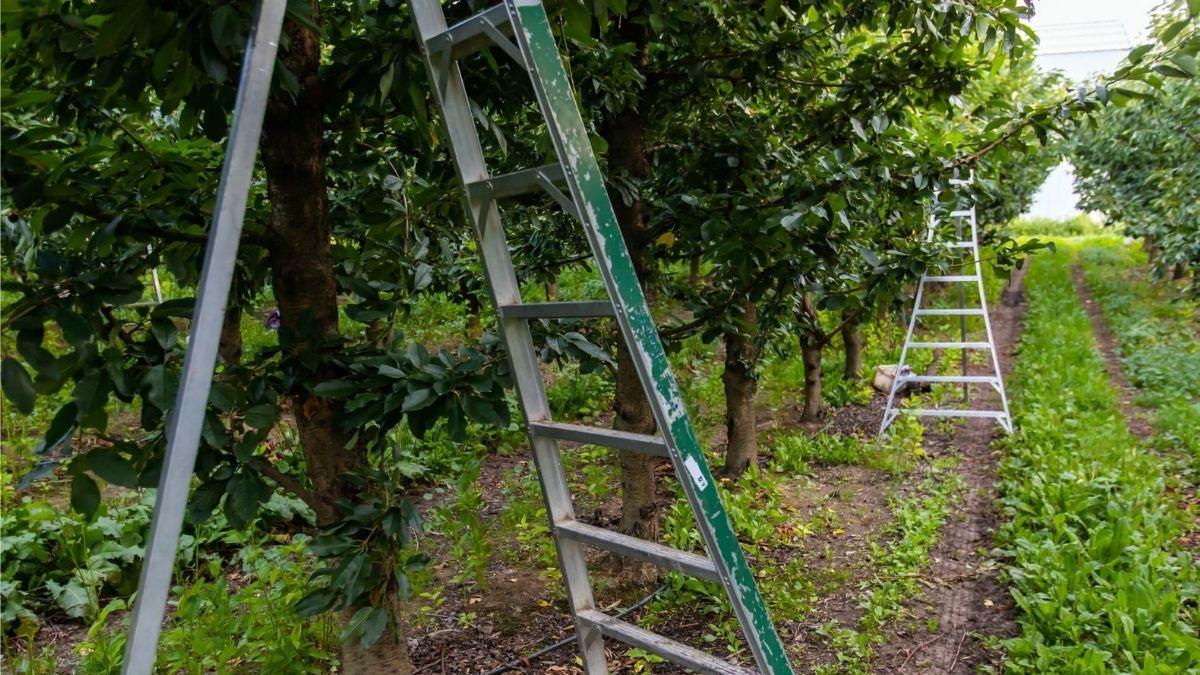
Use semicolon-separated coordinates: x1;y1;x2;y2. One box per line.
259;9;413;674
721;297;759;477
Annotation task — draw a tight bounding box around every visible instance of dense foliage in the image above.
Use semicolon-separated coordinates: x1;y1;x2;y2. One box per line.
1;0;1198;672
1071;80;1199;280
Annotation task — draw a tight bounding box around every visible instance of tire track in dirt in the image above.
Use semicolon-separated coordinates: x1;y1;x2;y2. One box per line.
873;262;1029;674
1069;263;1155;439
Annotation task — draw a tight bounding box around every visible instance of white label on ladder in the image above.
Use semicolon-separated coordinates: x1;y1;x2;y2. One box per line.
683;456;709;491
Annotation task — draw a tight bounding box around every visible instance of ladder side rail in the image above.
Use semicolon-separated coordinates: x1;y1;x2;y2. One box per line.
122;2;288;673
503;2;792;672
956;212;968;399
407;1;607;670
880;277;926;433
969;207;1013;432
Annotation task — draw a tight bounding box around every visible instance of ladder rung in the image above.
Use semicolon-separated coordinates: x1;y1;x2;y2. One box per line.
528;421;668;457
914;308;985;316
948;177;973;186
466;163;566;200
498;301;614;320
897;375;998;384
556;520;719;581
575;609;755;675
425;4;512;60
944;241;974;248
899;408;1008;419
923;275;979;283
948;209;974;218
907;341;991;349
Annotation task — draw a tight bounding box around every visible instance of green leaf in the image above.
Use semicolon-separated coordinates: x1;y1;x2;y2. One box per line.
313;379;357;398
1169;53;1197;77
339;606;374;645
295;589;336;618
87;450;137;488
1127;44;1153;65
1;358;37;414
71;473;101;520
73;371;109;418
150;317;178;349
360;607;388;649
402;388;436;412
46;578;94;620
54;308;91;349
243;403;278;430
379;61;396;100
309;534;357;557
142;365;177;412
224;471;267;526
95;3;144;56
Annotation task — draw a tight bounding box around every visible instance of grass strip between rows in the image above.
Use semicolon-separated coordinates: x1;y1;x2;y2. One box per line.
995;245;1200;672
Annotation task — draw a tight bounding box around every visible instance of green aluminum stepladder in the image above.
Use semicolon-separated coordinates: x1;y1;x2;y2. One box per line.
409;1;792;673
120;0;792;672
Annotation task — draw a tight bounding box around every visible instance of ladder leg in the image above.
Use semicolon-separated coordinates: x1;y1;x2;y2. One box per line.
122;3;287;673
971;210;1013;433
881;280;925;434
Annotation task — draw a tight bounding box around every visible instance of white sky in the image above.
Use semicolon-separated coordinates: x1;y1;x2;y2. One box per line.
1028;0;1163;41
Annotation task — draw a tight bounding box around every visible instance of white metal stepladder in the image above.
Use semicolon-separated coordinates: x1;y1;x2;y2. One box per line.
122;1;793;673
879;174;1013;434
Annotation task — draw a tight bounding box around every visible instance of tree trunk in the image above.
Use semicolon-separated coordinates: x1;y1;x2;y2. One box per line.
603;24;659;550
800;339;824;423
258;9;413;673
840;313;862;381
545;278;560;301
689;254;701;286
614;340;659;556
1172;263;1187;280
721;297;759;477
217;303;242;365
260;16;347;526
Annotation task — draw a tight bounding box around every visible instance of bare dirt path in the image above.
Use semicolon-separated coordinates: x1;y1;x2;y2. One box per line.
873;264;1030;674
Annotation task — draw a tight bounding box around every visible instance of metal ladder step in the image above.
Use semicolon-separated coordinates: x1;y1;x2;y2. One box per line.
575;609;755;675
897;408;1009;419
923;275;979;283
948;209;974;218
497;300;614;320
528;421;668;457
897;375;999;384
556;520;719;581
907;341;992;349
424;3;513;60
914;308;985;316
944;241;974;248
466;163;566;200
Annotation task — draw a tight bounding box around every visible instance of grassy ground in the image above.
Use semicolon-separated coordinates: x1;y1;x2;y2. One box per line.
995;239;1200;672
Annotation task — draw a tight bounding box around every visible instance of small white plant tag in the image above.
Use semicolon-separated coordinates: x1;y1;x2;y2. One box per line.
683;456;709;491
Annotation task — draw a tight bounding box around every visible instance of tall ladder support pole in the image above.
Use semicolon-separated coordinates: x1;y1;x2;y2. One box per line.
955;217;968;401
407;2;608;670
121;2;287;672
970;208;1013;433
